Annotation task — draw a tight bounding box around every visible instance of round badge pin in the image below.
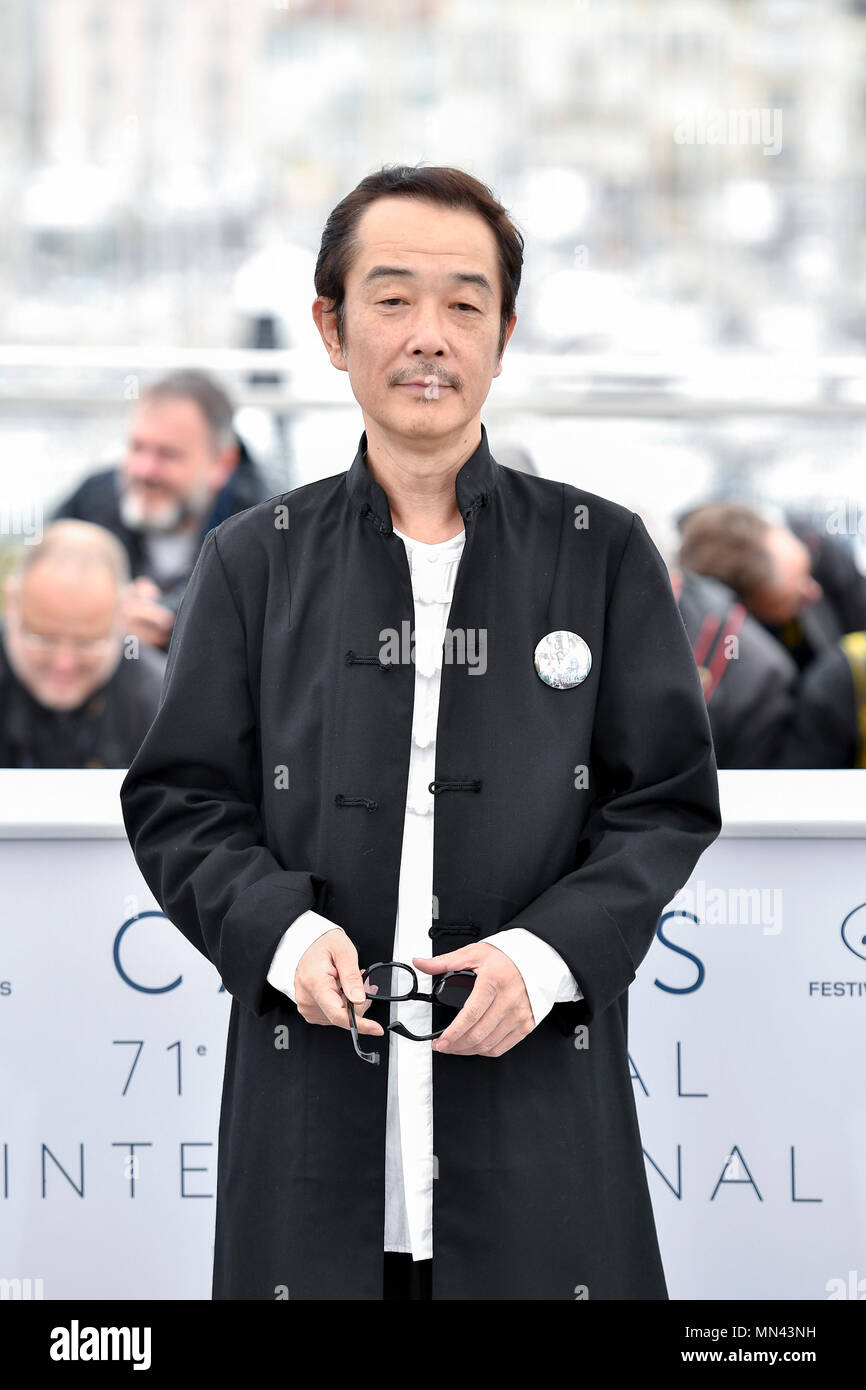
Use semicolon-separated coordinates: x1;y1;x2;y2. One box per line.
534;630;592;689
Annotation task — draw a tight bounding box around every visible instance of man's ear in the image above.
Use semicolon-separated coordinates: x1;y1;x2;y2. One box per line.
312;296;348;373
492;312;518;379
212;440;239;489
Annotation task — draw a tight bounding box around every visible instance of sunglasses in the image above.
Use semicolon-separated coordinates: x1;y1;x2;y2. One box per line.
343;960;477;1065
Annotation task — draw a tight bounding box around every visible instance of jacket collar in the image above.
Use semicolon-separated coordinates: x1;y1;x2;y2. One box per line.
345;423;499;534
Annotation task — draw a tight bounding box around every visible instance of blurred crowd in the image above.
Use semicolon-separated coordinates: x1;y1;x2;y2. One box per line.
1;370;864;771
0;370;271;769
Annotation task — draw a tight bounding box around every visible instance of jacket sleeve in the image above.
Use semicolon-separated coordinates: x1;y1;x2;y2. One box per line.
710;619;798;770
778;648;857;768
119;526;328;1018
499;512;722;1024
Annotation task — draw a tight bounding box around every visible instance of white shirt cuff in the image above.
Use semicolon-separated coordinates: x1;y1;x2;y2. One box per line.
483;927;583;1028
266;910;345;1003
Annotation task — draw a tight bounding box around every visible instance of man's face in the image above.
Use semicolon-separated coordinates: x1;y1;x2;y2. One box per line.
313;196;516;449
749;526;823;625
120;397;233;532
3;567;123;711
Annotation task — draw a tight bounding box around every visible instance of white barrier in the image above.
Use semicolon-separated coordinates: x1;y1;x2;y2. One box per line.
1;769;864;1300
630;770;866;1301
0;771;229;1301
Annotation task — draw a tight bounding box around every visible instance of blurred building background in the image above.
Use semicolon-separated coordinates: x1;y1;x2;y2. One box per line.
2;0;866;567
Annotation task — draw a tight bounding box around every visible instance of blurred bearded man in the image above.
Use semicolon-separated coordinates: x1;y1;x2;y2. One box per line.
53;370;270;650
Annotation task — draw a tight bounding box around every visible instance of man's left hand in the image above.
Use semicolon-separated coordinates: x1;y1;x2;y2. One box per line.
412;943;535;1058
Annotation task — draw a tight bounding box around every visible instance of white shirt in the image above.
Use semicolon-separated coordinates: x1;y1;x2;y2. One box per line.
267;524;583;1259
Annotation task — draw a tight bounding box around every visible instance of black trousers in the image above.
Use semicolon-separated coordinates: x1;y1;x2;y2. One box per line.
383;1252;433;1300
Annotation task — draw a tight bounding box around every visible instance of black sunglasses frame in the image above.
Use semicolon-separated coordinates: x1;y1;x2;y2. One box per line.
344;960;477;1065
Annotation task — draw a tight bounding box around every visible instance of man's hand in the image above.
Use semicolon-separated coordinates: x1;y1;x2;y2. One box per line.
294;928;383;1036
413;943;535;1058
122;579;176;648
128;576;162;602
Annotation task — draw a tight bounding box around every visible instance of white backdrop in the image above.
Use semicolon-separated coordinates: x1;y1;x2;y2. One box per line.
0;834;229;1300
630;834;866;1300
1;770;864;1300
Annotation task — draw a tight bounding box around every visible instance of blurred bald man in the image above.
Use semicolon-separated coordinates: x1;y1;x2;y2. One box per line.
0;521;165;768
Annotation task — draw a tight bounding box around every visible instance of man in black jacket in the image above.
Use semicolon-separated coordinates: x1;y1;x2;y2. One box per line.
671;567;798;768
120;165;721;1301
53;369;271;651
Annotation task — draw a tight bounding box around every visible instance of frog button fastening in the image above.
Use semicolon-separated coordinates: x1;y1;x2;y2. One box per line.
533;630;592;689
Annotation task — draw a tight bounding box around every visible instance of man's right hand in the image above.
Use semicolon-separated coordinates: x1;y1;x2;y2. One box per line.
122;583;176;648
294;928;384;1035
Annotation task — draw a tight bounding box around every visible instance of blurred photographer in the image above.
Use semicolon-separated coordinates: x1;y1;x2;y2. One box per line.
1;521;165;768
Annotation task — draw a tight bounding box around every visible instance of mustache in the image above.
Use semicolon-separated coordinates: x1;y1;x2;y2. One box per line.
389;367;461;389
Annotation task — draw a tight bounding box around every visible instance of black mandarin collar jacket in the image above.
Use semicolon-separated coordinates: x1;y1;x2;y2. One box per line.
120;423;721;1300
